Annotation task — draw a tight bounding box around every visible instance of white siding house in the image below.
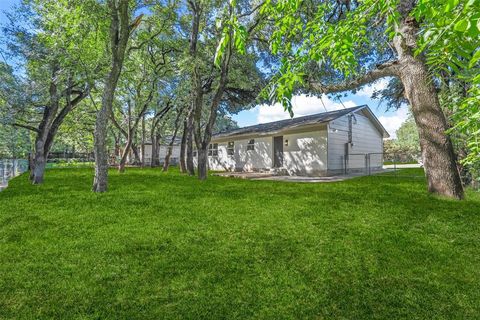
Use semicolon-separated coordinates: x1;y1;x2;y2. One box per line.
145;105;389;176
143;136;182;165
202;105;389;176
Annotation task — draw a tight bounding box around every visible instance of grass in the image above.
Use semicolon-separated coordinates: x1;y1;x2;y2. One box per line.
383;160;419;165
0;168;479;319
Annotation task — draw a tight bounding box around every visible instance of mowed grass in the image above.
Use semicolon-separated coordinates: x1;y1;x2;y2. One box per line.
0;168;479;319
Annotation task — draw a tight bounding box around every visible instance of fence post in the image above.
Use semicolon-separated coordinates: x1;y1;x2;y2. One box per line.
365;154;368;175
367;154;371;176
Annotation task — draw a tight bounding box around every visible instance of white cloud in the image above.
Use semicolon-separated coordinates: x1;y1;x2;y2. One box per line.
356;78;390;98
378;105;409;139
257;94;356;123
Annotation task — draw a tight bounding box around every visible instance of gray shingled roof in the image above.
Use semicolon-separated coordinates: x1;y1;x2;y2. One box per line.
214;105;385;139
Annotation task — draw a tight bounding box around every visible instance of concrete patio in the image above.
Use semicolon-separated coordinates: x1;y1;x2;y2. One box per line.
213;172;358;183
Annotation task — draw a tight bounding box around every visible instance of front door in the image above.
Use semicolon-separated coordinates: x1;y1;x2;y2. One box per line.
273;136;283;168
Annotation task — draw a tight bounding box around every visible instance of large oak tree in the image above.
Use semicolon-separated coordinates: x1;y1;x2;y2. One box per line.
262;0;479;199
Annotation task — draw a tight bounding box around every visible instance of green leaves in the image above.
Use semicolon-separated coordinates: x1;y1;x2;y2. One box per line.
469;50;480;68
214;28;230;67
234;25;248;54
213;3;249;68
414;0;480;177
454;19;470;32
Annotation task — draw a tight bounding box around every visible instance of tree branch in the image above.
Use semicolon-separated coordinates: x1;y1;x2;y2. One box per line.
309;61;399;94
12;123;40;133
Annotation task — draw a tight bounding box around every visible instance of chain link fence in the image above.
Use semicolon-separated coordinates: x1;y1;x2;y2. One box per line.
0;159;29;190
46;152;95;168
342;152;424;177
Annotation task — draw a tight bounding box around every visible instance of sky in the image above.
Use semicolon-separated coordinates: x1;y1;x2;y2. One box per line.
232;79;409;138
0;0;409;138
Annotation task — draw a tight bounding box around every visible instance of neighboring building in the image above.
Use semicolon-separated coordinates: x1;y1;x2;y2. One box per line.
143;136;182;166
197;105;389;176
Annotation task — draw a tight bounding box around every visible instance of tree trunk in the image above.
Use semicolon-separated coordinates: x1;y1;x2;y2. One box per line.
118;134;133;173
93;0;132;192
31;138;47;184
393;9;463;199
398;59;463;199
179;119;188;173
93;98;110;192
131;143;141;164
305;1;464;199
186;114;195;175
197;148;208;180
150;132;160;167
185;1;201;177
163;108;183;172
162;145;173;172
141;114;146;167
28;152;34;181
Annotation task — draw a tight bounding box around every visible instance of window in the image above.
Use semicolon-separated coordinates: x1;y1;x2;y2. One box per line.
208;143;218;157
227;141;234;156
247;139;255;151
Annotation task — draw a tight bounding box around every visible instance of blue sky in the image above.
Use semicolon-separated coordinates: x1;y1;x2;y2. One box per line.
0;0;16;20
0;0;408;138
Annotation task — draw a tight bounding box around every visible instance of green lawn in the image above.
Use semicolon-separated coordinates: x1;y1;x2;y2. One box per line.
1;168;479;319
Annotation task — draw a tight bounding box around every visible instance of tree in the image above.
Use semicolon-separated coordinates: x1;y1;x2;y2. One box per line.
163;105;185;171
184;0;264;180
111;43;174;172
396;115;420;155
261;0;479;199
0;0;106;184
93;0;142;192
148;96;173;167
383;114;421;163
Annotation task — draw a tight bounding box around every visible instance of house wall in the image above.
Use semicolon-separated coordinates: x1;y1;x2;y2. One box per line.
159;145;181;164
143;144;181;165
144;145;153;161
282;130;328;175
328;110;383;173
207;136;273;172
207;128;328;175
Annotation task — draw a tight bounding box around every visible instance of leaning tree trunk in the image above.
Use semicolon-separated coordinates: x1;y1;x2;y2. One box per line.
398;58;463;199
118;136;133;173
179;119;188;173
394;12;463;199
131;142;141;164
162;145;174;172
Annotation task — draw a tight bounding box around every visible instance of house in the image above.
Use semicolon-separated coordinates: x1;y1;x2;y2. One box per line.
198;105;389;176
143;136;182;166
